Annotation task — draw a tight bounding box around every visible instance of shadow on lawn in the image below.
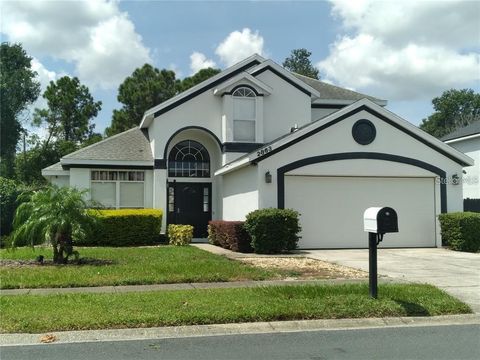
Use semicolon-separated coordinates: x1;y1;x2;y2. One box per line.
394;299;430;316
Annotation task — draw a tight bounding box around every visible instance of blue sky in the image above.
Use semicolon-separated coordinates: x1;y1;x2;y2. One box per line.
2;0;479;135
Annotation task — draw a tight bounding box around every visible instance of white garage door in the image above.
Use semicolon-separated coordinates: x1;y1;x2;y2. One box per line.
285;176;436;248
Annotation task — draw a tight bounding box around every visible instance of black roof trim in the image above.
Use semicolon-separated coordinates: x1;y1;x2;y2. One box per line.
153;59;262;118
276;152;447;213
252;105;470;167
311;103;346;109
250;66;312;97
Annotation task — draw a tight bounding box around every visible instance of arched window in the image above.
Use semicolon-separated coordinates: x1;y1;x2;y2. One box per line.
232;86;256;97
168;140;210;177
232;86;256;142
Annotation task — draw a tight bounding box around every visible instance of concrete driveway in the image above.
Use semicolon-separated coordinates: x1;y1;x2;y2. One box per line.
305;248;480;313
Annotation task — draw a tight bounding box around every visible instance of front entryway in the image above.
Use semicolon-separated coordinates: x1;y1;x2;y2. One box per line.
167;182;212;237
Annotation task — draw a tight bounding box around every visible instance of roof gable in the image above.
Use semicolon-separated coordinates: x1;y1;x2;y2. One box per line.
140;54;266;128
248;60;320;98
216;99;473;175
213;73;272;96
139;55;325;128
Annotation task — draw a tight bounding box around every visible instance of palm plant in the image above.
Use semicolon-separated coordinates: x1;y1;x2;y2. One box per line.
12;185;96;264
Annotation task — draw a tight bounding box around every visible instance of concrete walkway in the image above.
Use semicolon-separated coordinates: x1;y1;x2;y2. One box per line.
1;278;383;296
305;248;480;313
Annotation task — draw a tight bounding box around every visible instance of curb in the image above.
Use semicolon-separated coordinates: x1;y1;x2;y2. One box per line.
1;314;479;347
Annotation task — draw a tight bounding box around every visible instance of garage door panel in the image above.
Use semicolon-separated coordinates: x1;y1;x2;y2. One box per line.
285;176;436;248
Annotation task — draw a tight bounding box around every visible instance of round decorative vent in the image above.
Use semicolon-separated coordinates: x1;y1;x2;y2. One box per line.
352;120;376;145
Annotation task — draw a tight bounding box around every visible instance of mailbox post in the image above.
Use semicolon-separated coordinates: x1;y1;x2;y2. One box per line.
363;207;398;299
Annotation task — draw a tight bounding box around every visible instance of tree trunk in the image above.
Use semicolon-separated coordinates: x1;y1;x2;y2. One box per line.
53;232;65;264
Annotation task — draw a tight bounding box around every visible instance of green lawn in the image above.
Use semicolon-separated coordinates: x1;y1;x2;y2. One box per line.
0;283;471;333
0;246;277;289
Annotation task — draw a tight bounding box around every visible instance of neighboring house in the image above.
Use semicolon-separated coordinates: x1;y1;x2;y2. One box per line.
442;120;480;206
42;55;473;249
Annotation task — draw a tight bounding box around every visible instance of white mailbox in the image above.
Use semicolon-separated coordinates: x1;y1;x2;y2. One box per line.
364;207;398;234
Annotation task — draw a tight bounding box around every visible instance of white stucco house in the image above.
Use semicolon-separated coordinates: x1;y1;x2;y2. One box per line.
42;54;474;249
442;120;480;202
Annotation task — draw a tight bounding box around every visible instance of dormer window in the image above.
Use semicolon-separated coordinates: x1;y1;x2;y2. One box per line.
233;86;256;142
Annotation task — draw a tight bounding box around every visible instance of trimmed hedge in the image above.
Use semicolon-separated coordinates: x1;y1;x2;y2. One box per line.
244;208;301;254
80;209;163;246
208;221;253;253
439;212;480;252
168;224;193;246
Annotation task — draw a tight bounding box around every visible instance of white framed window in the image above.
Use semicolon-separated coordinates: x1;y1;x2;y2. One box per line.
233;86;256;142
91;170;145;209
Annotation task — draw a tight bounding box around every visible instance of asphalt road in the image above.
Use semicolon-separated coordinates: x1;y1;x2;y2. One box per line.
2;325;479;360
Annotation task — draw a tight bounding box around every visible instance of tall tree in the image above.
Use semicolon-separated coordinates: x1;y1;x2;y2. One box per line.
283;48;320;79
0;43;40;178
420;89;480;138
33;76;102;146
15;135;78;185
106;64;177;136
177;67;221;93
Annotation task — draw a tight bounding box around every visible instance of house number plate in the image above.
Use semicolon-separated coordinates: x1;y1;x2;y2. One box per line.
257;145;273;157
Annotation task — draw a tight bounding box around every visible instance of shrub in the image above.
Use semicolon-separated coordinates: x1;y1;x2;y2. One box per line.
244;208;301;254
207;223;219;246
12;186;95;263
83;209;162;247
208;221;253;253
439;212;480;252
168;224;193;246
0;177;25;237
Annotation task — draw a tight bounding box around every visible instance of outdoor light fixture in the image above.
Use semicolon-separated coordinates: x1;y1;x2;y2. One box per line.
452;173;460;185
265;171;272;183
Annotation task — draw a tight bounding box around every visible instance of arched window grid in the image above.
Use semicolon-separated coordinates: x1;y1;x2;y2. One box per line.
168;140;210;178
232;86;256;98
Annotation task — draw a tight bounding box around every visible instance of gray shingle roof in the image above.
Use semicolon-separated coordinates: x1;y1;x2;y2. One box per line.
293;73;386;103
43;161;63;171
62;127;153;162
442;120;480;141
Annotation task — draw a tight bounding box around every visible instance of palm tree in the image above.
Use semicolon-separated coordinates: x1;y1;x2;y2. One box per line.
12;185;96;264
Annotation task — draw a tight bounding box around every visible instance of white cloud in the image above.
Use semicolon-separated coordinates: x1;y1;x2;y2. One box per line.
189;52;216;75
215;28;264;67
2;0;152;90
28;58;59;114
319;0;480;101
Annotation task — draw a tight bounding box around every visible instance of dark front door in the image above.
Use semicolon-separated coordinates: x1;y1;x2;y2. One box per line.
167;182;212;238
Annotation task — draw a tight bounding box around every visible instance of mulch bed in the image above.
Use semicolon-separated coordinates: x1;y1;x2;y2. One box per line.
0;258;115;268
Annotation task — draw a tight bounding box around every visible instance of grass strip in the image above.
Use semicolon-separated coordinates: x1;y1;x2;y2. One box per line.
0;246;278;289
0;283;471;333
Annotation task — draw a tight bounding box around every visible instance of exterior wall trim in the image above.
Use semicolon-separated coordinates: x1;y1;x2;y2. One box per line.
221;84;265;97
254;105;471;167
222;142;263;153
162;126;223;160
276;152;447;213
64;164;153;170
